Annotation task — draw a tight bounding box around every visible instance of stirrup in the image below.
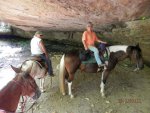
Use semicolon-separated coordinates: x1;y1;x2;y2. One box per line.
97;68;101;72
97;66;103;72
98;64;106;67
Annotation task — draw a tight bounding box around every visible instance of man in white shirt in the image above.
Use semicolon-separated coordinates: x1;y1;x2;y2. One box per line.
31;31;55;77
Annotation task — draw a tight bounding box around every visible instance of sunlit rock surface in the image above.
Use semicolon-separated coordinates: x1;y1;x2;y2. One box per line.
0;0;150;31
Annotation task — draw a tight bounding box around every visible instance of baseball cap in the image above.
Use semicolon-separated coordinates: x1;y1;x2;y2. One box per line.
35;31;43;35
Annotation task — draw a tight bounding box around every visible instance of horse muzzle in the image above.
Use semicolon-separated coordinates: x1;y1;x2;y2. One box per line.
32;88;41;100
138;59;144;70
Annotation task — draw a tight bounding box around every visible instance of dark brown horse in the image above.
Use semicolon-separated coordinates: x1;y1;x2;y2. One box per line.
59;44;144;98
0;66;41;113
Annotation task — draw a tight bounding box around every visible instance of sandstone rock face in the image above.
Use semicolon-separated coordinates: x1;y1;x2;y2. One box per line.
103;19;150;65
0;0;150;31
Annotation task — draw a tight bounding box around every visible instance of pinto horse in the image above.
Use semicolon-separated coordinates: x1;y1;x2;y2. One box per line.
0;66;41;113
59;44;144;98
11;59;47;92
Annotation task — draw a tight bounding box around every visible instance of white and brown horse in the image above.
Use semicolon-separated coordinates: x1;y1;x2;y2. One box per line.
11;59;47;92
59;44;144;98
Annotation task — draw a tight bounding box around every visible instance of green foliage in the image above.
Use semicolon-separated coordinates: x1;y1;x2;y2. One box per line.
142;17;146;20
137;16;150;20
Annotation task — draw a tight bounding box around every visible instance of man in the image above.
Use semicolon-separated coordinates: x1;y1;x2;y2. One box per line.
30;31;55;77
82;22;107;68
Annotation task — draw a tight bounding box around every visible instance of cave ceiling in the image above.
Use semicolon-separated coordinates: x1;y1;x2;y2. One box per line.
0;0;150;31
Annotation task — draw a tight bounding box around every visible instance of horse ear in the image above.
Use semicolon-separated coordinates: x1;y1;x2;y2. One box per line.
10;65;21;73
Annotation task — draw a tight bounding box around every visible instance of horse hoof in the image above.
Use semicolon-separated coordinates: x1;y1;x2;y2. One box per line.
70;95;74;99
62;93;66;96
41;89;46;93
133;68;139;72
101;93;106;98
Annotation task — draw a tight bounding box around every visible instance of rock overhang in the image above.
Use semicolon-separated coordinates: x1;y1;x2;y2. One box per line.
0;0;150;31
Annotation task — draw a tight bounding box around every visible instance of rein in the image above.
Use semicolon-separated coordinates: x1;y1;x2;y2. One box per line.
19;96;35;113
21;59;43;70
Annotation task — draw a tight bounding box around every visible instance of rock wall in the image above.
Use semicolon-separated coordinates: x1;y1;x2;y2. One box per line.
103;18;150;65
9;18;150;65
12;27;83;42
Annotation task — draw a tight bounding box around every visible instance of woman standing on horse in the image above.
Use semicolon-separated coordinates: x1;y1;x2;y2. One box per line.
82;22;107;68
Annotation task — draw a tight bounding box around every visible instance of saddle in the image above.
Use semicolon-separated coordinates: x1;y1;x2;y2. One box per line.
29;56;47;69
80;44;109;64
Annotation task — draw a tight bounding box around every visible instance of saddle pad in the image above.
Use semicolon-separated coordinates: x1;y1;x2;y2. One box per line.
81;52;109;64
81;56;96;64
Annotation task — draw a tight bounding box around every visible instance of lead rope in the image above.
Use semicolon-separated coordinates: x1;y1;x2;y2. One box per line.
19;96;36;113
18;96;27;113
24;98;36;113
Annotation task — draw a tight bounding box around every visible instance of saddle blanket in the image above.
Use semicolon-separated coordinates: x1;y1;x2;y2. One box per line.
80;51;109;64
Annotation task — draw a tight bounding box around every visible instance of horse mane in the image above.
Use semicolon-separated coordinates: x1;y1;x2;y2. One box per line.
12;72;30;87
65;49;80;57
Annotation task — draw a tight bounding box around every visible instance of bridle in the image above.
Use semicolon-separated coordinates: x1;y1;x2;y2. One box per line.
11;79;36;113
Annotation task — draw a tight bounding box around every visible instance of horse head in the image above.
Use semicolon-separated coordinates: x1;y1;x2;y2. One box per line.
0;66;41;112
11;65;41;100
127;44;144;70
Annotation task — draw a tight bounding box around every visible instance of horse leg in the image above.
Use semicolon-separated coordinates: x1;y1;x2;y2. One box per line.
100;52;118;97
40;78;45;92
100;69;110;97
67;73;74;98
60;53;80;98
133;64;140;71
100;70;105;97
67;82;74;98
39;69;47;92
39;79;42;91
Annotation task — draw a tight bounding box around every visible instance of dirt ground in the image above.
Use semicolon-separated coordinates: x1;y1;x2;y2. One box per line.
0;38;150;113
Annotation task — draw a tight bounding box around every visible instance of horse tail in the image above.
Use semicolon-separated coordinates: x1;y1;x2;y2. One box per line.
59;54;66;95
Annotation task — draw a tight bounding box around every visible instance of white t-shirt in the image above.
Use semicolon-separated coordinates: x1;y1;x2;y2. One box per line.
30;36;43;55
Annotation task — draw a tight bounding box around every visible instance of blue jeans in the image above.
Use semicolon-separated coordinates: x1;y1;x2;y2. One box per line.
88;46;102;65
40;54;53;75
